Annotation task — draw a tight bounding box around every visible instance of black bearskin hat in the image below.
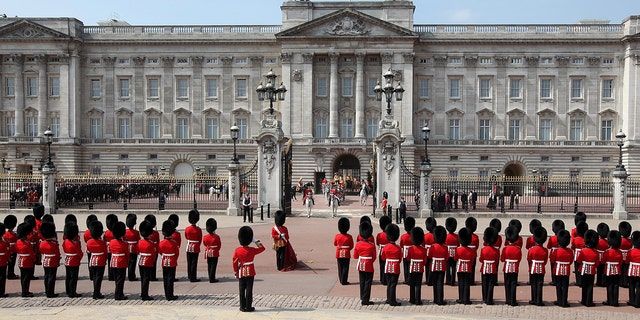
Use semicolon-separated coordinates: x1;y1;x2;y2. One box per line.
144;214;157;228
557;230;571;248
360;215;371;226
338;217;350;234
32;204;45;219
552;219;565;236
16;222;32;239
24;215;36;228
529;219;542;234
238;226;253;246
65;214;77;225
597;223;610;239
105;214;119;231
508;219;522;234
619;221;632;238
632;231;640;249
505;226;519;244
3;215;17;230
584;230;599;249
0;223;5;236
445;217;457;234
188;209;200;224
161;220;176;238
576;221;589;238
574;211;587;226
608;230;622;249
533;226;547;246
404;217;416;233
465;217;478;233
168;214;179;227
483;227;498;246
379;215;391;232
64;222;79;241
206;218;217;234
433;226;447;244
89;221;104;240
385;223;400;242
126;213;137;229
139;220;153;239
42;214;54;224
40;222;56;239
359;221;373;240
274;210;286;227
112;221;126;239
489;218;502;233
425;217;437;233
458;227;471;247
86;214;98;229
411;227;425;246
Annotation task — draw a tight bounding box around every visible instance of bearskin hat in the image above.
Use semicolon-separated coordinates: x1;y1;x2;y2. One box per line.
404;217;416;233
529;219;542;234
161;220;176;238
0;223;5;236
64;222;79;241
584;230;599;248
445;217;457;234
483;227;498;246
168;214;179;227
533;226;548;246
411;227;425;246
619;221;632;238
3;215;17;230
385;223;400;242
489;218;502;233
105;214;118;231
458;227;471;247
338;217;350;234
86;214;98;229
552;219;565;236
40;222;56;239
359;221;373;240
574;211;587;226
16;222;32;239
360;215;371;226
425;217;437;233
65;214;77;225
505;226;519;244
379;215;391;232
632;231;640;249
206;218;217;234
32;204;45;219
126;213;137;229
557;230;571;248
465;217;478;233
23;215;36;228
508;219;522;234
112;221;126;239
89;221;103;240
238;226;253;246
139;220;153;239
188;209;200;224
42;214;54;224
608;230;622;249
597;223;610;239
433;226;447;244
274;210;286;227
576;221;589;238
144;214;157;228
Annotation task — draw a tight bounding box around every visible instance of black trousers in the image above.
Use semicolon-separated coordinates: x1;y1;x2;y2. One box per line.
574;261;582;287
162;266;176;299
43;267;57;297
358;271;373;303
621;263;630;288
128;253;138;281
425;259;432;285
481;273;497;304
408;272;423;304
107;254;113;281
0;266;6;295
243;207;252;222
470;260;477;285
207;257;219;282
431;271;445;304
630;276;640;307
186;252;199;281
238;276;255;310
402;258;409;284
65;266;79;296
457;272;471;303
87;253;94;281
379;257;387;285
529;273;544;305
446;257;456;286
385;273;399;304
113;267;126;299
90;266;104;298
504;272;518;305
605;275;620;306
596;264;605;287
7;253;17;277
581;274;595;305
19;267;34;296
151;257;158;281
337;258;350;285
555;275;570;306
276;247;285;271
139;266;153;298
550;262;557;284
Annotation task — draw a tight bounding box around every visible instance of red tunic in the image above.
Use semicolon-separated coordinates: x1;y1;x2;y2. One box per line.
104;230;114;253
353;240;377;272
454;246;476;273
479;245;500;274
483;235;503;250
203;233;221;258
137;238;157;267
356;235;375;244
83;229;92;244
620;238;632;262
602;248;623;276
62;239;83;267
109;239;130;268
628;248;640;277
445;233;459;258
571;236;586;261
86;239;107;267
526;245;549;274
0;239;9;266
525;236;536;250
376;231;389;257
171;231;182;248
381;243;402;274
16;239;35;268
272;225;289;249
2;230;17;254
406;245;427;273
184;225;203;253
428;243;448;272
469;233;480;252
550;247;574;276
546;235;559;256
158;238;179;267
501;245;522;274
124;229;140;254
399;232;413;259
40;238;60;268
232;245;266;278
334;233;354;259
596;238;609;261
577;247;600;275
423;232;435;256
505;236;523;249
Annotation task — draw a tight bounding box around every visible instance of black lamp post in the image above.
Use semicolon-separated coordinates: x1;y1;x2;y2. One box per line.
230;123;239;164
374;68;404;116
193;166;200;209
44;128;55;169
616;129;626;169
256;69;287;115
532;169;541;214
422;125;431;166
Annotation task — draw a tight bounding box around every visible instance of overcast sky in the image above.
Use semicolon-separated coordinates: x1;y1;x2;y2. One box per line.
2;0;639;26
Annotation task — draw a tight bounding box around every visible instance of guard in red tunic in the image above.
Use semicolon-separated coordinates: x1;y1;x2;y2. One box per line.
137;220;156;301
83;214;98;281
571;211;588;240
39;222;60;298
455;227;476;305
158;220;179;300
15;223;35;297
185;209;203;282
381;223;402;306
501;226;522;306
86;221;107;299
356;216;375;243
525;219;542;251
400;217;415;285
407;227;427;305
429;225;448;305
486;219;503;251
110;221;130;300
505;219;523;248
203;218;221;283
628;231;640;307
603;230;623;306
444;217;459;286
423;217;437;286
572;221;588;287
550;230;573;307
104;214;118;282
62;223;83;298
3;215;19;280
577;229;600;307
233;226;265;312
32;205;44;266
527;226;549;306
168;214;182;249
595;223;610;287
0;222;9;297
124;214;140;282
464;217;479;285
480;227;500;305
353;221;376;306
619;221;633;288
144;214;160;281
376;216;391;285
547;219;565;286
334;217;354;285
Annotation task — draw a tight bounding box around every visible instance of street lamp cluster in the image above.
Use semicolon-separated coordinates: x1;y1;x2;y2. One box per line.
422;125;430;166
616;129;626;169
256;69;287;115
374;68;404;115
44;128;55;170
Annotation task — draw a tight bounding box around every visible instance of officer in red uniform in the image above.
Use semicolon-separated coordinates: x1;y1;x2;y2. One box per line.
272;211;291;271
15;223;35;297
596;223;611;287
124;214;140;282
3;215;18;281
603;230;623;306
104;214;118;282
572;221;589;287
303;186;315;205
376;216;391;285
32;205;44;266
158;220;179;301
0;222;9;297
628;231;640;307
381;223;402;306
429;225;448;305
83;214;98;281
455;227;476;305
110;221;130;300
479;227;500;305
505;219;523;248
203;218;221;283
400;217;415;285
501;226;522;306
144;215;160;282
619;221;633;288
487;219;503;250
185;209;202;282
168;214;181;249
353;221;376;306
62;223;83;298
444;217;459;286
577;229;600;307
550;229;573;307
423;217;437;286
86;221;107;299
138;220;156;301
406;227;427;305
334;217;354;285
527;226;549;306
356;216;375;243
39;222;60;298
233;226;265;312
525;219;542;250
547;219;565;286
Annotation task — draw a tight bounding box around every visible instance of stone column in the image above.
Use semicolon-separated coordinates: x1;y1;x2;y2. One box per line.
42;165;57;215
328;53;339;138
37;55;47;136
374;117;404;216
161;56;175;138
300;53;314;138
612;166;629;220
103;57;117;138
191;56;204;138
354;52;365;138
13;55;24;136
420;163;433;217
256;115;287;211
133;56;146;138
227;162;241;216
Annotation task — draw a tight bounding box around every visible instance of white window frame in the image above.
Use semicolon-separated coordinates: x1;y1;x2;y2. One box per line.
148;117;160;139
366;117;378;138
26;116;38;137
341;117;354;138
570;119;582;141
571;78;583;99
118;118;131;138
601;120;612;141
147;78;160;98
419;79;429;98
449;78;460;99
177;117;189;139
49;77;60;97
27;77;37;97
90;79;101;98
236;118;248;139
317;77;328;97
119;78;130;98
235;78;247;99
206;78;218;99
176;77;189;99
90;118;102;139
479;78;491;99
602;78;614;99
315;117;327;138
540;78;553;99
509;78;522;99
205;117;218;139
368;78;378;97
508;119;521;141
4;77;15;97
539;119;552;141
50;117;60;137
449;119;461;140
341;77;353;97
479;119;490;140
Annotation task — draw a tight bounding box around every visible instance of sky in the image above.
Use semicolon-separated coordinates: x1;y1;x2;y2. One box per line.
2;0;639;26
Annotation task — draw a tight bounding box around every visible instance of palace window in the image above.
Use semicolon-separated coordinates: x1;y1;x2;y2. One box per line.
206;78;218;98
205;117;218;139
90;118;102;139
236;79;247;99
449;119;460;140
27;77;37;96
119;78;130;98
539;119;552;140
26;116;38;137
479;119;490;140
367;118;378;138
570;120;582;141
368;78;378;97
148;78;159;98
449;78;460;99
479;78;491;99
176;78;189;99
236;118;248;139
317;77;327;97
419;79;429;98
509;78;522;99
602;79;614;99
570;78;583;99
4;77;15;96
315;117;327;138
50;117;60;137
49;77;60;97
508;119;521;140
601;120;612;141
118;118;131;138
177;118;189;139
148;118;160;139
90;79;101;98
341;117;354;138
540;78;552;99
342;77;353;97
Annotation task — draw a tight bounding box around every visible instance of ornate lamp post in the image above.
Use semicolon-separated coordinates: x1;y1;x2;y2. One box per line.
193;166;200;209
230;123;239;164
256;69;287;115
616;129;626;169
44;128;55;169
374;68;404;116
420;125;433;217
612;129;629;219
422;125;431;166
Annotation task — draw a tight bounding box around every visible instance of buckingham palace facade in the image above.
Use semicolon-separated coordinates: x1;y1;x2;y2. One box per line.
0;0;639;184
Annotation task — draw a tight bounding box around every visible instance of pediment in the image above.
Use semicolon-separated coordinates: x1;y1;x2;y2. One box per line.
415;108;434;118
476;107;495;118
506;108;525;118
173;107;192;115
202;107;221;116
598;108;618;117
277;8;417;39
231;107;251;116
445;107;464;117
0;19;72;40
115;107;134;116
144;107;163;116
567;108;587;117
86;107;104;116
536;108;556;117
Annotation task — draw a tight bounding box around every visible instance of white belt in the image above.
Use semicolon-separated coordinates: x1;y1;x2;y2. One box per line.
468;246;477;249
359;256;373;260
530;260;545;274
139;253;152;256
65;253;78;256
482;260;496;274
432;258;444;261
126;241;137;244
0;253;5;256
92;252;104;256
163;253;175;257
555;261;571;275
208;245;219;248
18;254;31;257
606;262;619;276
112;253;125;257
386;259;400;262
243;261;254;266
339;246;350;249
582;261;595;275
187;240;199;243
43;254;57;257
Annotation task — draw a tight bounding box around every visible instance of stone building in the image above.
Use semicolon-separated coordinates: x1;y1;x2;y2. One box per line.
0;0;638;187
